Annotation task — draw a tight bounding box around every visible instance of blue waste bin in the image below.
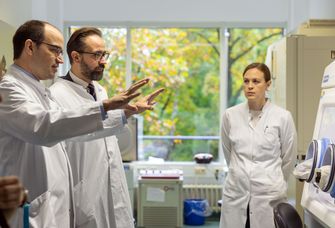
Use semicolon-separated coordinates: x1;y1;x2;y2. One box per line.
184;199;209;226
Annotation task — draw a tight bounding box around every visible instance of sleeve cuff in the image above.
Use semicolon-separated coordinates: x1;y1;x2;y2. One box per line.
99;102;108;120
121;110;128;124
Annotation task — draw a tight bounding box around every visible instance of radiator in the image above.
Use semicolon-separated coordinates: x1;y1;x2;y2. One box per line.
183;184;223;213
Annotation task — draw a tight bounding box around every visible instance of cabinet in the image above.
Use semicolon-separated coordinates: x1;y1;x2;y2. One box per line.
269;34;335;219
270;35;335;155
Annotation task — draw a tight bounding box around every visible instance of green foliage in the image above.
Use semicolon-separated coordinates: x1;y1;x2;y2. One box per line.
169;140;219;161
78;26;283;161
101;28;127;97
130;28;220;141
227;28;283;107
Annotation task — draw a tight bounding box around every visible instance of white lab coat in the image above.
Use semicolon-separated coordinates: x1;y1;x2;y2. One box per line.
0;65;106;228
220;101;297;228
49;76;134;228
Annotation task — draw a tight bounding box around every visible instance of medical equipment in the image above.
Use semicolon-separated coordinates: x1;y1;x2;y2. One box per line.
301;60;335;228
293;138;332;182
137;174;183;227
314;144;335;197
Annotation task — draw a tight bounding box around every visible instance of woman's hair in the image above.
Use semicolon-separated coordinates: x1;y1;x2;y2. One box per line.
242;62;271;82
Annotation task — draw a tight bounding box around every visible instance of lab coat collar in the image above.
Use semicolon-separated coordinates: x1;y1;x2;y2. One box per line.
247;99;270;114
247;99;271;125
9;64;50;96
12;64;40;81
69;71;90;89
65;71;104;97
58;72;99;101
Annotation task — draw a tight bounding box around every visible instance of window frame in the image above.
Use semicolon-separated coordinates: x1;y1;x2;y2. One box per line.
63;21;286;165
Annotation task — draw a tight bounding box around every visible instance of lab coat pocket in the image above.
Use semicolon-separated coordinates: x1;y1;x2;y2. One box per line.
29;191;57;228
266;169;287;194
262;127;279;148
223;169;247;198
74;180;95;226
259;127;280;161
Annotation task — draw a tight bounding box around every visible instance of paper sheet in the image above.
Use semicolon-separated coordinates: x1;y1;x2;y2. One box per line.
146;187;165;202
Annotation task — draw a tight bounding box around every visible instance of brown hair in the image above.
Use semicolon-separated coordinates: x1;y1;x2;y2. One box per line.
242;62;271;82
13;20;56;60
66;27;102;64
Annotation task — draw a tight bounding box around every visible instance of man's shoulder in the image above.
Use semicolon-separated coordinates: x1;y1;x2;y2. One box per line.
92;81;107;95
93;81;105;89
0;70;28;90
50;77;69;89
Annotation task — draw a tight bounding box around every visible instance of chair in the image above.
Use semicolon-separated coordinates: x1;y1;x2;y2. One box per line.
273;202;303;228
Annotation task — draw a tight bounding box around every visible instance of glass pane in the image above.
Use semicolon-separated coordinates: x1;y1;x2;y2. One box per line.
100;28;127;97
227;28;283;107
138;137;219;161
131;28;221;161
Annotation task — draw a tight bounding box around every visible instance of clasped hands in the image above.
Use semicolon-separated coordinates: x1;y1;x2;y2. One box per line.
102;78;164;116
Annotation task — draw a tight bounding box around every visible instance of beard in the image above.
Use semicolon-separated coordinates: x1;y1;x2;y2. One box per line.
80;60;104;81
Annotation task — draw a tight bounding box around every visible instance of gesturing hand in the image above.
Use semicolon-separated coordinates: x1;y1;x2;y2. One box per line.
103;78;150;111
124;88;165;117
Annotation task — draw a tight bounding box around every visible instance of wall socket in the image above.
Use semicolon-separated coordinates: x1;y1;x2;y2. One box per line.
194;166;206;175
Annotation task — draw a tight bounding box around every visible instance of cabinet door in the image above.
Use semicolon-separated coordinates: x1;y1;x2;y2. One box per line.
297;36;335;154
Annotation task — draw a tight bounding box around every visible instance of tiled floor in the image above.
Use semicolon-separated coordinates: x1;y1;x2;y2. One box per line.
183;216;220;228
183;220;219;227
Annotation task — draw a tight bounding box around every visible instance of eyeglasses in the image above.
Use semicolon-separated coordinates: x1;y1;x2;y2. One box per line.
77;51;110;61
41;42;63;57
33;40;63;58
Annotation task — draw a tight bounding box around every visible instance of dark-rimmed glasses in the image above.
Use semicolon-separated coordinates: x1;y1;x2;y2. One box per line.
33;40;63;58
77;51;110;62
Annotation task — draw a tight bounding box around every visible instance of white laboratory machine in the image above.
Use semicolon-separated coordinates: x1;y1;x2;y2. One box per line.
137;170;183;228
301;60;335;228
268;35;335;214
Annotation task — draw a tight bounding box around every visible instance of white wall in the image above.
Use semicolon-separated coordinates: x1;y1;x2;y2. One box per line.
309;0;335;19
0;0;32;27
63;0;289;24
0;0;63;29
0;0;313;31
2;0;335;31
288;0;310;31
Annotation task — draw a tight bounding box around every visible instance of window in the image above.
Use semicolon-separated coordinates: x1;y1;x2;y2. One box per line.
68;26;283;162
227;28;283;107
130;28;220;161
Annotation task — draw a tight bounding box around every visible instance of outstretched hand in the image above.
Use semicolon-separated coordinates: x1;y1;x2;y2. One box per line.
102;78;150;111
124;88;165;117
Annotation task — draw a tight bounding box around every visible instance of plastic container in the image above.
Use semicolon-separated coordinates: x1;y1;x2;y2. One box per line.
184;199;211;226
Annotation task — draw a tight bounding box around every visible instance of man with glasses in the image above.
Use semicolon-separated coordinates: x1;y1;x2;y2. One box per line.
0;20;160;227
49;27;163;228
